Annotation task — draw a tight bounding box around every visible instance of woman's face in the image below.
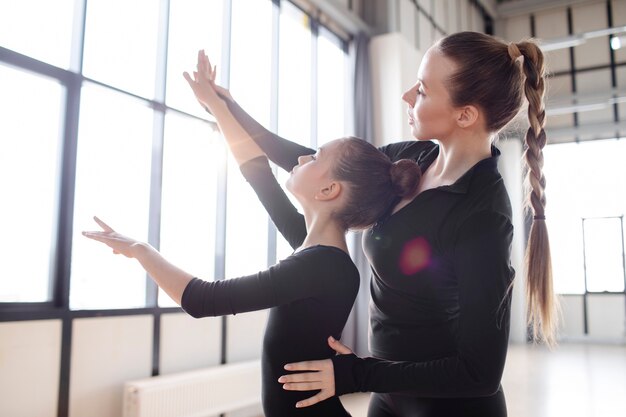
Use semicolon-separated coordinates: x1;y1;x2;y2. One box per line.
402;47;459;141
286;139;343;203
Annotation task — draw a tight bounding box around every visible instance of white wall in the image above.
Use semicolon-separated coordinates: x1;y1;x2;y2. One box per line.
160;313;222;375
69;315;153;417
0;312;256;417
497;138;527;344
0;320;61;417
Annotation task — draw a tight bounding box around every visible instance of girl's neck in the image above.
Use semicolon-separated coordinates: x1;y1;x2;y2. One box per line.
298;211;348;254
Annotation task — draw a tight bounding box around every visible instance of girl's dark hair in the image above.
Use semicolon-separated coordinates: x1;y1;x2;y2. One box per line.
438;31;557;346
331;137;421;231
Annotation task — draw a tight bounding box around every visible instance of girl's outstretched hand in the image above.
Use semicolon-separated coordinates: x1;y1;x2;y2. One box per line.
82;216;145;258
183;50;232;112
279;336;354;408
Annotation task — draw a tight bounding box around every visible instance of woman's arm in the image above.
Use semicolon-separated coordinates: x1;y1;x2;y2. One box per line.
223;98;314;171
280;211;514;403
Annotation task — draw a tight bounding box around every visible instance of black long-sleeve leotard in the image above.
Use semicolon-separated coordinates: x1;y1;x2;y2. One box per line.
222;97;514;417
181;156;358;416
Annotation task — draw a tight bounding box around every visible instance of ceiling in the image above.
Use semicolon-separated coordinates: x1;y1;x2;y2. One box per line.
494;0;601;18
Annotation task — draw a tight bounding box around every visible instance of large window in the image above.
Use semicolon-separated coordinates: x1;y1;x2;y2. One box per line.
0;0;351;310
225;0;275;278
70;82;154;309
166;0;223;117
317;26;348;147
158;114;220;307
0;64;64;302
82;0;161;99
0;0;76;69
544;139;626;295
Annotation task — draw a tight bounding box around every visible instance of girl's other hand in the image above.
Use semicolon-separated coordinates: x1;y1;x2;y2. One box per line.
82;216;146;258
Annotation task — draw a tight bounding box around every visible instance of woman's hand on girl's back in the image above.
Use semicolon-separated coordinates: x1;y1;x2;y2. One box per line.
279;336;353;408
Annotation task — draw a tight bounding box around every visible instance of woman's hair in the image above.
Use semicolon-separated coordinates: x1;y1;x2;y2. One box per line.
437;31;557;346
331;137;421;231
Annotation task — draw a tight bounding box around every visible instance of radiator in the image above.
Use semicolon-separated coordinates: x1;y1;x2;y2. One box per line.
123;360;262;417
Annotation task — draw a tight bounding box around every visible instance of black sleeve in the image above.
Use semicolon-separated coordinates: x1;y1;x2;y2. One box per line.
377;140;436;162
181;250;335;318
240;156;307;250
332;212;514;398
224;98;315;172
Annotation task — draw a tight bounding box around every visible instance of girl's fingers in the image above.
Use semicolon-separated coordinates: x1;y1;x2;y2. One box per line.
208;63;213;80
204;51;211;69
93;216;114;232
82;232;114;245
197;50;204;73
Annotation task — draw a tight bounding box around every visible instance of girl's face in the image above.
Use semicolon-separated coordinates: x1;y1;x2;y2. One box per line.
286;139;343;203
402;47;459;141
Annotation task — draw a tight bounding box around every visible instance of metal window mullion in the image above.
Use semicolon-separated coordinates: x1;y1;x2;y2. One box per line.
267;0;281;269
581;218;589;335
70;0;87;73
310;17;319;149
217;0;233;367
345;31;355;138
55;2;88;414
144;0;172;378
52;72;82;417
620;215;626;332
146;0;171;309
567;7;580;142
607;0;620;126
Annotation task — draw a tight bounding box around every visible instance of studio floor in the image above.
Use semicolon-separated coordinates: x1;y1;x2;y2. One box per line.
339;343;626;417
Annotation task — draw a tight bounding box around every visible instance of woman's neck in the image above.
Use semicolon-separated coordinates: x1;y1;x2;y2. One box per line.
298;210;348;254
422;133;492;189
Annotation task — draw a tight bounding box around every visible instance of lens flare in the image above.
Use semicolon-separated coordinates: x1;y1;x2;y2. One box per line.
398;237;431;275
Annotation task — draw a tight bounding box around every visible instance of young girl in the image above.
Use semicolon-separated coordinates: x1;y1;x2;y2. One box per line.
82;50;420;416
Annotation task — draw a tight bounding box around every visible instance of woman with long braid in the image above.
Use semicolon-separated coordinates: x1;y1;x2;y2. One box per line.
213;31;557;416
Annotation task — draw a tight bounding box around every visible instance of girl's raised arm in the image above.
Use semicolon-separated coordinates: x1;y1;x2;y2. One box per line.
186;50;314;171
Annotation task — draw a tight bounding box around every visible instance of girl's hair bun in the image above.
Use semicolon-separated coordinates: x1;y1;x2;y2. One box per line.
390;159;421;197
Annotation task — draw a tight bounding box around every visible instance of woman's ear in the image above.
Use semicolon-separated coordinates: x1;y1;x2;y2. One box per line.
315;181;342;201
455;104;479;128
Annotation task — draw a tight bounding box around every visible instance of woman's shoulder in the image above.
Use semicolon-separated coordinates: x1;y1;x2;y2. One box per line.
378;140;437;162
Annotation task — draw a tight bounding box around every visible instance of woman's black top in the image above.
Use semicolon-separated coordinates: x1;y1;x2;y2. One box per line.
223;97;515;416
180;156;358;416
